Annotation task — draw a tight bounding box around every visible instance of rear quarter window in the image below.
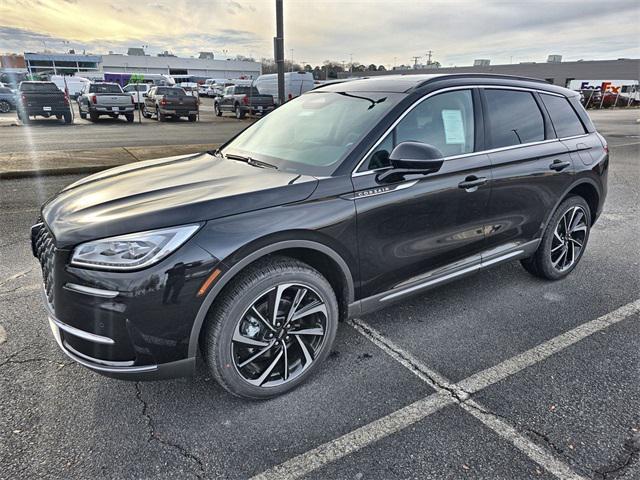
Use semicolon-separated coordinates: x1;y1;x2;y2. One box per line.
484;89;545;149
540;94;586;138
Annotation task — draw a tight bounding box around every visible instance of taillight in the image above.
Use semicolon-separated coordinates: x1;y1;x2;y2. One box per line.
160;98;167;106
242;95;249;105
288;93;293;100
63;94;69;105
91;94;97;104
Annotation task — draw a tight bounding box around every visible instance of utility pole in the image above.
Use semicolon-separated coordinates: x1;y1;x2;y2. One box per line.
349;53;353;73
274;0;285;105
412;56;421;69
425;50;433;65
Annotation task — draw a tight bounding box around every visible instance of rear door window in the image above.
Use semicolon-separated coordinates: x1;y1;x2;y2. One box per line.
540;94;586;138
484;89;545;148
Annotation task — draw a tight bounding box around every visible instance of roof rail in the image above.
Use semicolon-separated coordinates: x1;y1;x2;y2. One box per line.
415;73;549;89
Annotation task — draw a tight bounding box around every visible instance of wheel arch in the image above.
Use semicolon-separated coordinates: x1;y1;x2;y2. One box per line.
187;239;355;358
542;178;602;234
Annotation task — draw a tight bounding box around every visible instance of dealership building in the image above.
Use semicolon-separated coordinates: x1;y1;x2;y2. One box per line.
339;58;640;88
101;54;261;80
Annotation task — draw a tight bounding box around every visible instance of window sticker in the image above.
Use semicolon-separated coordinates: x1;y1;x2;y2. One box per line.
441;109;466;144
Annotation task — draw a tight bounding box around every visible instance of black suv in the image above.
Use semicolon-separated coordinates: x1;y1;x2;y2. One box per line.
32;74;608;399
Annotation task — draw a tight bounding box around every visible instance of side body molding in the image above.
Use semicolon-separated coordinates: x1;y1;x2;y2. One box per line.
187;240;355;357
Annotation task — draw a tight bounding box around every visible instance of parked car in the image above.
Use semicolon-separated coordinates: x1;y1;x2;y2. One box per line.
77;82;135;122
50;75;90;99
17;81;72;123
0;85;16;113
254;71;315;105
142;86;198;121
32;74;607;399
214;85;274;118
123;83;152;107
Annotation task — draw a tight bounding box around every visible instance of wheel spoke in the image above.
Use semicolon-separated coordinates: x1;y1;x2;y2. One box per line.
571;225;587;234
554;229;563;243
291;301;327;322
282;342;289;380
551;243;564;253
250;306;276;332
296;336;313;366
569;237;583;248
289;327;324;336
233;329;270;347
569;210;584;232
268;284;289;327
286;287;308;324
552;248;567;267
238;342;275;368
247;349;284;386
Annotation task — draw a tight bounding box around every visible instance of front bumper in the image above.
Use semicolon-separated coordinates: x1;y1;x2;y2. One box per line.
44;292;196;380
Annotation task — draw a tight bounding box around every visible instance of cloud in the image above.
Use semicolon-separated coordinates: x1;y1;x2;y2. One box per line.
0;0;637;67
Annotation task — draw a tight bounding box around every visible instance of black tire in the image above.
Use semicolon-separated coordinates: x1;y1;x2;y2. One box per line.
89;111;99;122
214;103;222;117
188;114;197;122
142;105;151;118
63;112;72;124
201;256;339;399
235;104;245;119
79;111;87;119
125;113;134;123
56;114;63;120
157;106;165;122
0;100;12;113
521;195;591;280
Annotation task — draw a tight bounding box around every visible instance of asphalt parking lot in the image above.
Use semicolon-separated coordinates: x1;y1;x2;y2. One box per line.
0;110;639;479
0;97;253;153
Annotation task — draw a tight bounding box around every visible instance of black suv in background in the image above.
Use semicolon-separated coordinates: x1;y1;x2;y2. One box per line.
32;74;608;399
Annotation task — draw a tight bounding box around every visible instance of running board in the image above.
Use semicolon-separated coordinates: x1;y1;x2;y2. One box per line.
349;241;539;317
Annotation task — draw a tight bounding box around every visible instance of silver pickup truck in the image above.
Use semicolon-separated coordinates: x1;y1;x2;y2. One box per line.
77;82;135;122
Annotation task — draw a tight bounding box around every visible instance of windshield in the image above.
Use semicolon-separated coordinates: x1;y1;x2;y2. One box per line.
20;82;59;92
157;87;186;96
90;84;123;94
235;86;260;95
223;91;402;176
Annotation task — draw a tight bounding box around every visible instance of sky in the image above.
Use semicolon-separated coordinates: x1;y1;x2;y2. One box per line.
0;0;638;68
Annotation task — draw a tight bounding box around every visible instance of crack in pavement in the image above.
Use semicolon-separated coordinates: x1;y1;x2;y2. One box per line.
134;382;206;479
0;267;35;292
593;430;640;479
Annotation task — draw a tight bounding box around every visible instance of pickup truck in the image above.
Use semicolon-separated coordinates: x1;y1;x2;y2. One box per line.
123;83;152;108
16;81;72;124
142;86;198;122
214;85;274;119
77;82;135;122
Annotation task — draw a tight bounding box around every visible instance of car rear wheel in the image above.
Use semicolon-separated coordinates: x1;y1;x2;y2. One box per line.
188;114;197;122
521;196;591;280
0;100;11;113
89;111;99;122
142;105;151;118
235;105;245;119
125;113;134;123
157;107;165;122
63;112;72;124
214;103;222;117
201;256;339;399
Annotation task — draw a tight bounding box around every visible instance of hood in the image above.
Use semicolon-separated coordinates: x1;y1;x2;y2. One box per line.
42;152;317;247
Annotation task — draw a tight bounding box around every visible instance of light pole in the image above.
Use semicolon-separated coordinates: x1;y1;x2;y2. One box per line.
274;0;285;105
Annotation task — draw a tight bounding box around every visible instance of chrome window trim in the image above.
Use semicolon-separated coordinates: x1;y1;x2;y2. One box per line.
64;283;119;299
352;84;575;177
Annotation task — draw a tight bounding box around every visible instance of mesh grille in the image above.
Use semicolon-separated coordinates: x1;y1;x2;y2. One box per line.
33;224;56;308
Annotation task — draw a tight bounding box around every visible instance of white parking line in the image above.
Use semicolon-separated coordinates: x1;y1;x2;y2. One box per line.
252;298;640;480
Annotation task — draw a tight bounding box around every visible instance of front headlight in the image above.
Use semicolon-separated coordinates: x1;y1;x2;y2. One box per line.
70;224;200;271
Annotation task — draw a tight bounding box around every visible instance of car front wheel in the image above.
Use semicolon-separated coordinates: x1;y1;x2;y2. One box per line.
201;257;339;399
0;100;11;113
521;196;591;280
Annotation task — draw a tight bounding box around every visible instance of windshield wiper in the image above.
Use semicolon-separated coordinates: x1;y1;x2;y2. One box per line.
224;153;278;170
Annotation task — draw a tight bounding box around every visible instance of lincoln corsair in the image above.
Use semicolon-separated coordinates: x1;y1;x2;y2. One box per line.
32;74;608;399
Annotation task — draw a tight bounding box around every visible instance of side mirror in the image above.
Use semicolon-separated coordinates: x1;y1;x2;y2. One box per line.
377;142;444;183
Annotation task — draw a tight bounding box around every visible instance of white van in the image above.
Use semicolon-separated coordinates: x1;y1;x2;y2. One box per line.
50;75;90;99
253;72;315;105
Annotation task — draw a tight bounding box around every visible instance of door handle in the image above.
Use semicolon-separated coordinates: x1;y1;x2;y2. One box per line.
549;159;571;171
458;176;487;190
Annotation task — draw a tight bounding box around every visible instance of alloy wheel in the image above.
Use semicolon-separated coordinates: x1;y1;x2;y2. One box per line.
0;101;10;113
551;206;588;271
231;283;328;388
